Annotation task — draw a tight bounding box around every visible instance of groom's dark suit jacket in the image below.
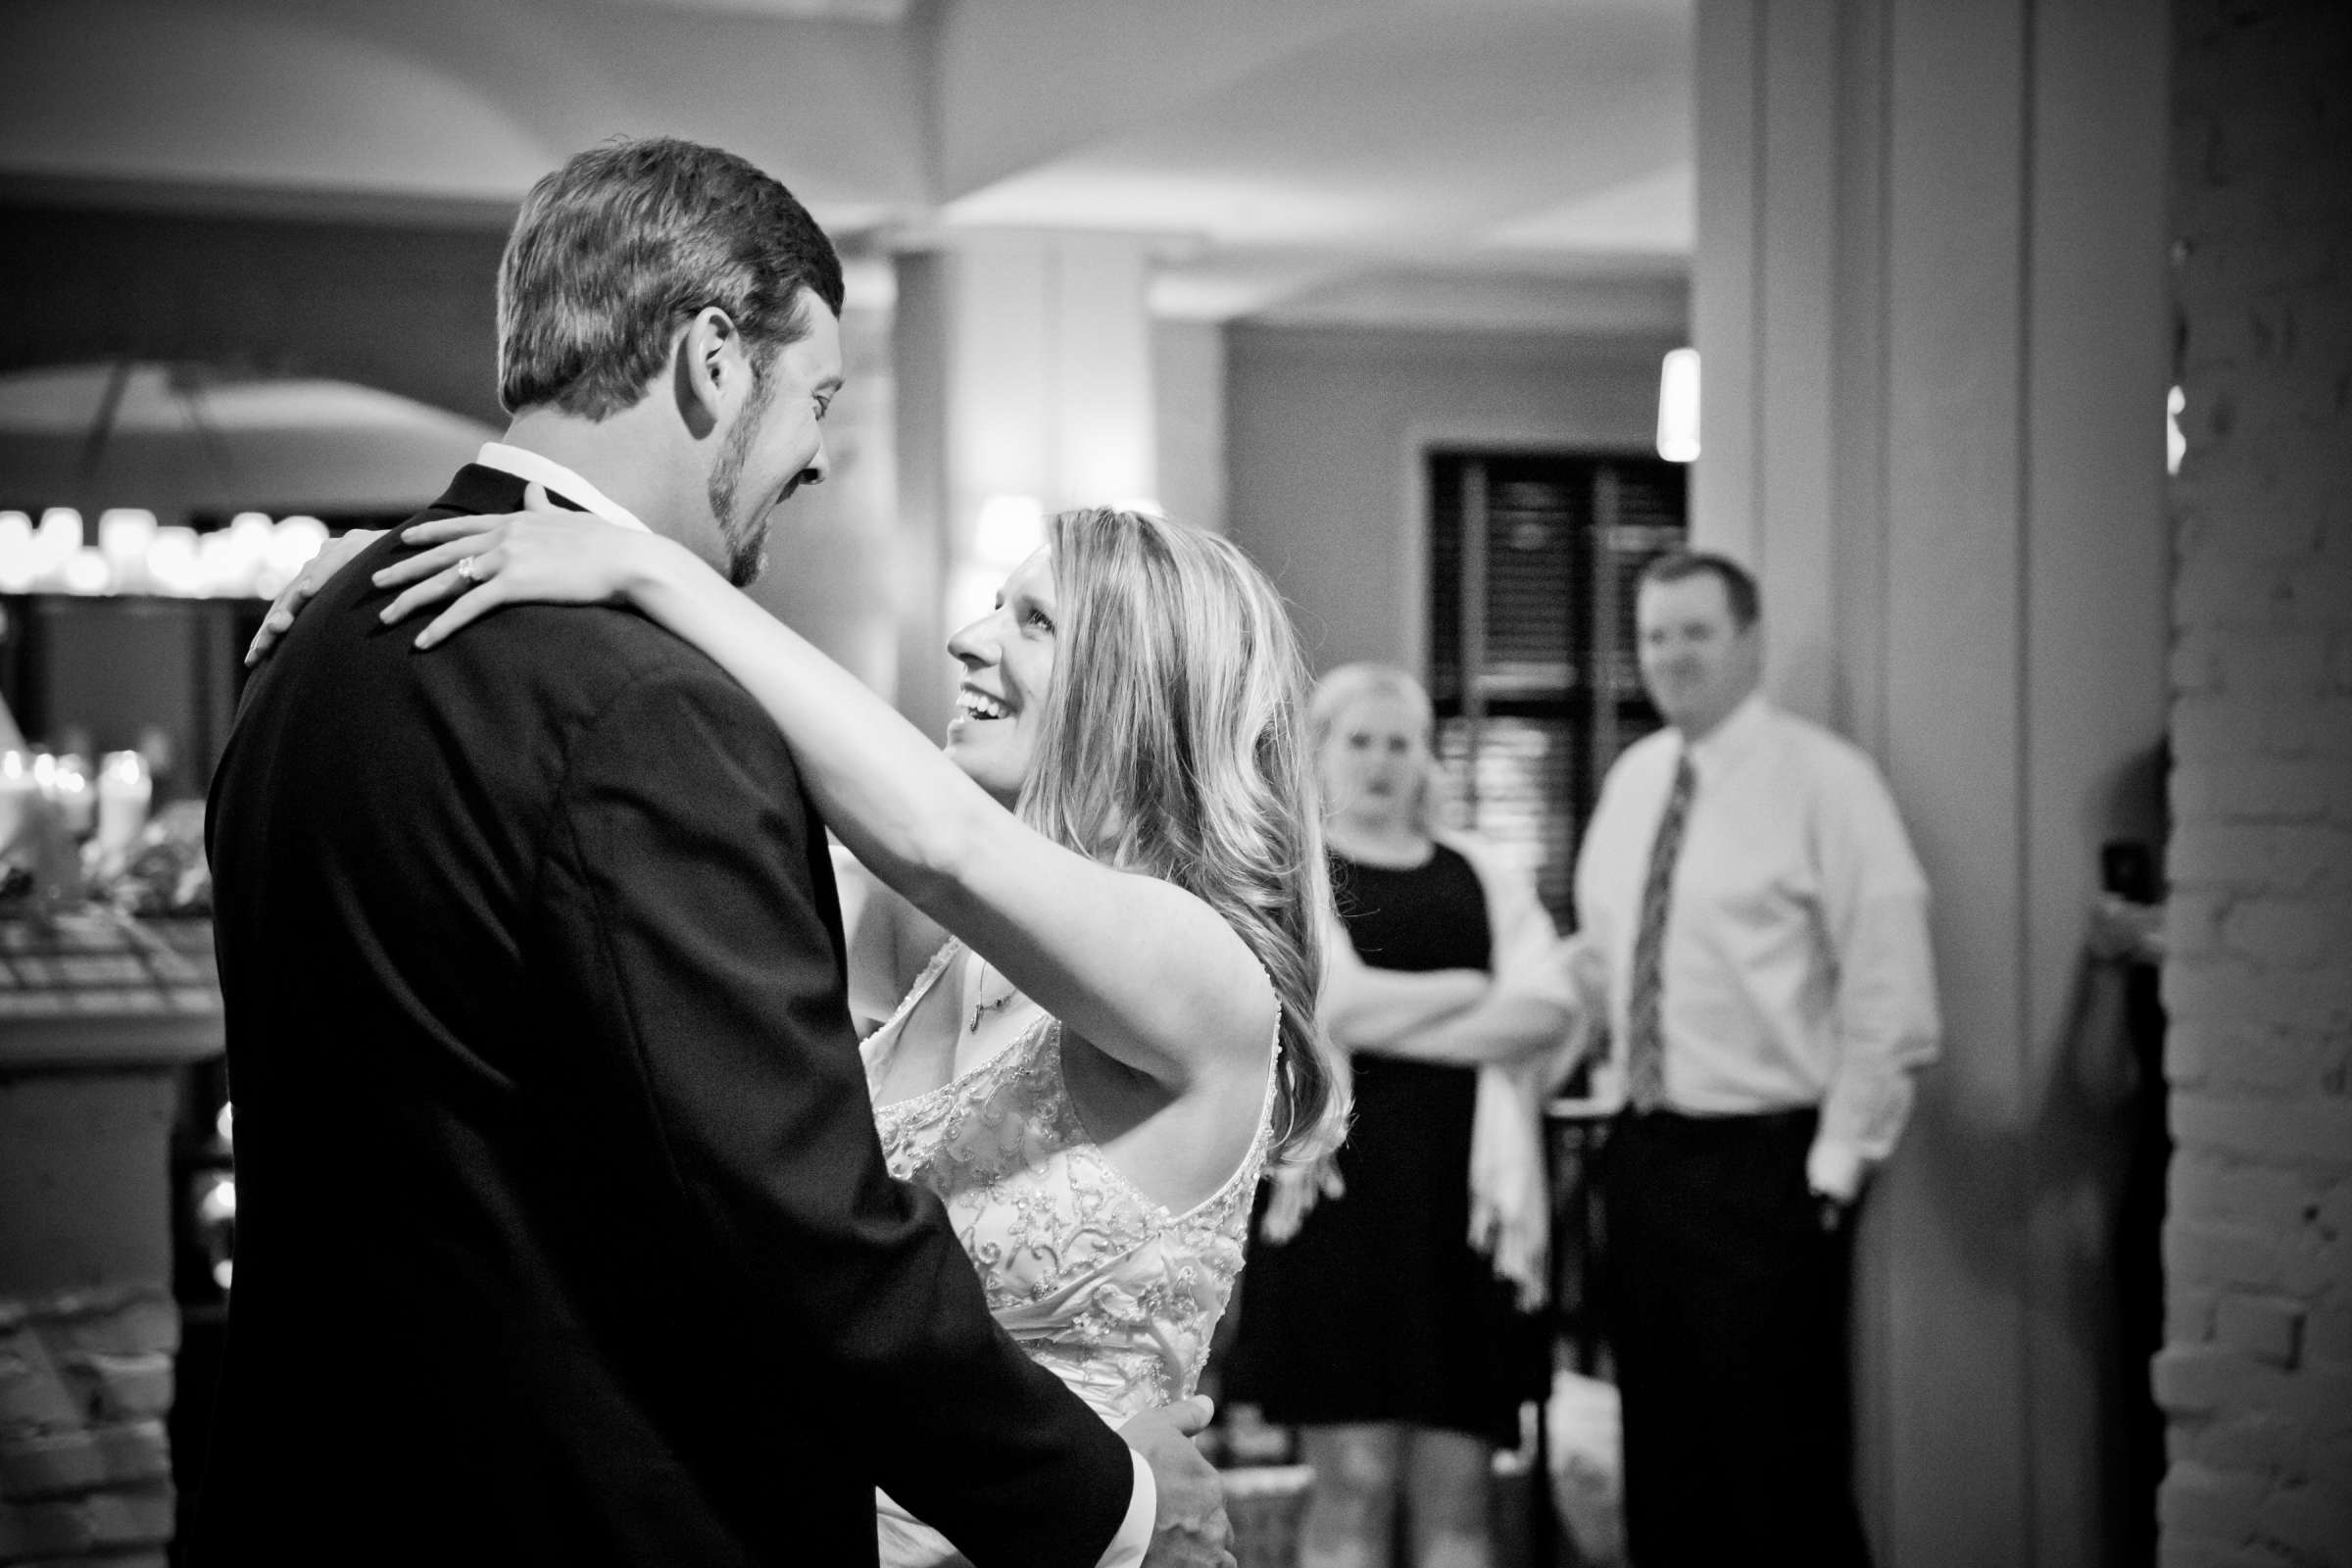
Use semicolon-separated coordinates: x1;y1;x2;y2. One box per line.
195;465;1135;1565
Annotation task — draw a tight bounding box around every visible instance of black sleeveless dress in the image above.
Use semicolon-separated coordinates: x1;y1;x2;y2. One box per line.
1225;844;1546;1446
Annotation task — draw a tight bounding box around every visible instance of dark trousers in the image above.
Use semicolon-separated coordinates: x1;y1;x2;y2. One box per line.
1600;1107;1872;1568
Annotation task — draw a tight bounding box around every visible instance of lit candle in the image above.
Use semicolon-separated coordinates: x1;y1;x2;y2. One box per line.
61;547;113;596
49;753;93;835
0;513;33;594
35;509;80;586
95;750;152;858
257;515;328;598
146;527;202;597
227;513;274;596
198;531;241;597
0;749;31;852
99;509;159;592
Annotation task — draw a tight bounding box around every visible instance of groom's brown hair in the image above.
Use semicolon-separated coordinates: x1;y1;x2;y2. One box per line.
497;137;845;418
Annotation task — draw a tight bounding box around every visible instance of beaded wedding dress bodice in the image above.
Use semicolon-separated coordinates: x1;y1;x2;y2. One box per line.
862;941;1278;1424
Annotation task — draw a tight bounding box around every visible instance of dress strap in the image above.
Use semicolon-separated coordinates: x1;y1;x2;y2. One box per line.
1252;997;1284;1158
862;940;964;1079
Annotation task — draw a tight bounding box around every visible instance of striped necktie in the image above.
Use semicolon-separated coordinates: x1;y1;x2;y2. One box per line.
1625;753;1695;1111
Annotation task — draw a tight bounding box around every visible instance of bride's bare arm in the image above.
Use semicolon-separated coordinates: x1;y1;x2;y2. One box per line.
374;507;1274;1094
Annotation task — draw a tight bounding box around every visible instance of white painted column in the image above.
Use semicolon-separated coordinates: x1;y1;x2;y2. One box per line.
1691;2;2171;1564
890;230;1160;740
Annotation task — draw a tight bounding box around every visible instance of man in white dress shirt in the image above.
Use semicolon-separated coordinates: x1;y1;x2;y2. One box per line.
1573;551;1939;1567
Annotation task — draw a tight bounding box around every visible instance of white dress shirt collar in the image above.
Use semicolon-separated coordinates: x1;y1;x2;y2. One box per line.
472;443;652;534
1683;689;1772;777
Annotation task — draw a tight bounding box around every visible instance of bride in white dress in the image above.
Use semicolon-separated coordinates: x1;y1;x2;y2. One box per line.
280;498;1348;1565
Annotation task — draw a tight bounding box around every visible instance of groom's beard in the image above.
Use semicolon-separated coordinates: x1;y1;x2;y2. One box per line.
708;369;778;588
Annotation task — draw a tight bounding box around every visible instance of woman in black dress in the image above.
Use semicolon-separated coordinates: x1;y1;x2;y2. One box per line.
1227;663;1584;1568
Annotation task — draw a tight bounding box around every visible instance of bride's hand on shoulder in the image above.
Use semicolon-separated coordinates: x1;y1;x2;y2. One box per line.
372;481;685;649
242;526;388;665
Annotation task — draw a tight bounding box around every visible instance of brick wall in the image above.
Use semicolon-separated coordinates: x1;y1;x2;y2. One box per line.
1;1010;198;1568
0;1292;176;1566
2159;2;2352;1564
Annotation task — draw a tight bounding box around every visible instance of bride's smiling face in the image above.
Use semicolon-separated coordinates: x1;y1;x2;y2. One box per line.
944;549;1058;806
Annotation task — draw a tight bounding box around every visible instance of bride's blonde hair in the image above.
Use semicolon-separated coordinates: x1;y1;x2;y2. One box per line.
1018;508;1345;1167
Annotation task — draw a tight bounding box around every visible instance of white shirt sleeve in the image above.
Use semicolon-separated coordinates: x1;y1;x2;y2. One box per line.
1095;1448;1156;1568
1810;751;1941;1170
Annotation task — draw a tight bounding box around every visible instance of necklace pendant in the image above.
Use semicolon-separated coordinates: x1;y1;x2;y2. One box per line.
963;951;1018;1034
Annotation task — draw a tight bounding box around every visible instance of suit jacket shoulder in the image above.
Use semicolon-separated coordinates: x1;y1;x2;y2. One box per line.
200;465;1129;1565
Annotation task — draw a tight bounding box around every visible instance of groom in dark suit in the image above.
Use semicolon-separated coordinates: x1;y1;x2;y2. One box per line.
197;138;1229;1566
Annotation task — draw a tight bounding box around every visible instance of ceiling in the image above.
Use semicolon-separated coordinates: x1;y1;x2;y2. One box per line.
0;0;1691;334
923;0;1691;328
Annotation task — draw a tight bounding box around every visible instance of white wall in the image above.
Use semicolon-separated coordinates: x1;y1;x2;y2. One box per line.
1224;324;1680;676
1153;320;1229;538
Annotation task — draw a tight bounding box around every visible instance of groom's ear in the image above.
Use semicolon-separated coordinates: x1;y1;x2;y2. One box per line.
672;306;748;439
